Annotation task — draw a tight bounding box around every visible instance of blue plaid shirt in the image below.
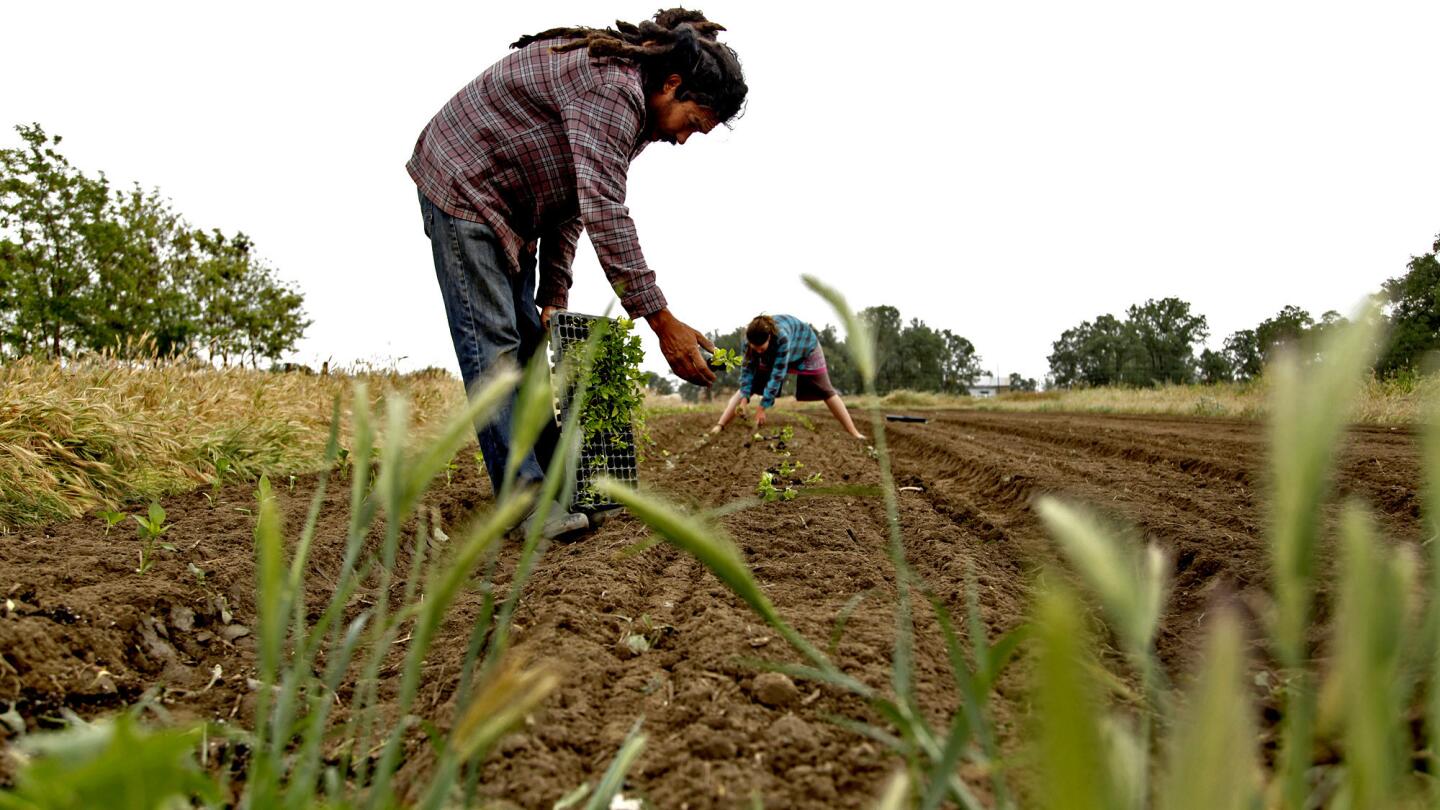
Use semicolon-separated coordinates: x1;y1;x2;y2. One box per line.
739;314;821;408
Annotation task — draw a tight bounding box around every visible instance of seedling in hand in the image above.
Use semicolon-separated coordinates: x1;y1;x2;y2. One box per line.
704;347;743;372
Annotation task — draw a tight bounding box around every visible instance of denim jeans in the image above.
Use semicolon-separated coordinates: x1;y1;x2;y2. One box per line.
419;190;557;494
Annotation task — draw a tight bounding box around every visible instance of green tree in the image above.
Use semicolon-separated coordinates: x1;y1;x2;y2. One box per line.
1255;305;1313;360
1125;297;1208;384
1198;347;1233;384
0;123;309;364
1377;235;1440;375
817;323;858;394
940;329;982;393
860;305;904;393
1008;372;1038;392
0;123;111;357
894;318;946;391
1223;329;1262;380
83;185;199;355
1048;314;1138;388
643;371;675;396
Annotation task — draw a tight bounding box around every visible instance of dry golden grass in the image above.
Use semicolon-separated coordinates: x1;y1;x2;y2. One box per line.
0;358;464;528
967;376;1437;425
712;378;1433;426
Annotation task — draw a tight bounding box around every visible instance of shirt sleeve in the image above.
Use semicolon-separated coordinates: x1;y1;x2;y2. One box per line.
739;358;755;398
561;83;667;319
760;330;792;409
536;216;583;309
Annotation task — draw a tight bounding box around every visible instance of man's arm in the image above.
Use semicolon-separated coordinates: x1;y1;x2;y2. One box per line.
536;217;583;311
560;84;664;318
560;83;715;385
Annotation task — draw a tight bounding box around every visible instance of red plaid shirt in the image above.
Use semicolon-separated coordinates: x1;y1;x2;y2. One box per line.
407;40;664;317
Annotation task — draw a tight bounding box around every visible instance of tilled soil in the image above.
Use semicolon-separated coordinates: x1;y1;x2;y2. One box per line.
0;409;1422;807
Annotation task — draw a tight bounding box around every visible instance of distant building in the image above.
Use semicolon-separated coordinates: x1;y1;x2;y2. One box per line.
968;374;1011;399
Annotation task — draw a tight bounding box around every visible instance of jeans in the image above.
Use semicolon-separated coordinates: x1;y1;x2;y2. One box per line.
419;190;557;495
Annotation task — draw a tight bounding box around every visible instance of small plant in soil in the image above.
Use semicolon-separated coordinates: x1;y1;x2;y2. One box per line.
132;501;172;574
756;470;797;503
97;508;124;534
211;454;232;494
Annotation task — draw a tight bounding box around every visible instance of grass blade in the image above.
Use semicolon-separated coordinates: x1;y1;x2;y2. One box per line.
1157;612;1259;810
1333;502;1415;808
1268;304;1382;808
583;720;647;810
1033;582;1113;810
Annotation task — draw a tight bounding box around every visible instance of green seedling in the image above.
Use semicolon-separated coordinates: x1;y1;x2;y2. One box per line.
804;472;824;486
133;502;172;574
445;459;459;485
98;509;125;534
779;426;795;444
757;471;797;503
778;459;802;478
707;347;743;372
211;455;232;494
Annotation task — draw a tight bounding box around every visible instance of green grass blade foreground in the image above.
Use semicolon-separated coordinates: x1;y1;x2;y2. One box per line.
1267;304;1382;809
1331;503;1415;808
1033;584;1115;810
1155;612;1259;810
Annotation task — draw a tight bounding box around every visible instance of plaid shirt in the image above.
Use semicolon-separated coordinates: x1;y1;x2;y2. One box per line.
739;315;822;408
407;40;664;317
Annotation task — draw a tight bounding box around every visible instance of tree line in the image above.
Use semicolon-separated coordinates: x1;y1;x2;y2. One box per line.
1048;233;1440;388
0;124;309;365
674;305;985;400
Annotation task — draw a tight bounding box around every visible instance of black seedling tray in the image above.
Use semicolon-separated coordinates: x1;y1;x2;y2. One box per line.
884;414;929;423
550;311;638;511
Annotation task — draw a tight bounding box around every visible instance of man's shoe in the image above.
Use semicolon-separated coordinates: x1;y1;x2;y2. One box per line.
519;498;590;541
586;507;620;531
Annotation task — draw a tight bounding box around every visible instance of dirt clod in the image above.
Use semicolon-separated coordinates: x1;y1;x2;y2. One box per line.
751;672;800;708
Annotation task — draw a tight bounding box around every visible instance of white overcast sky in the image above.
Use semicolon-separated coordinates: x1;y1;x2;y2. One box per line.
4;1;1438;384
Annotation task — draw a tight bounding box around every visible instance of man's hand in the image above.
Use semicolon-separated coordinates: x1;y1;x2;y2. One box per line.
645;308;716;386
540;305;560;330
754;407;767;428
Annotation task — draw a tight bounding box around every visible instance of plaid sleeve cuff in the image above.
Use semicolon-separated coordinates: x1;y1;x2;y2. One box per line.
617;282;667;320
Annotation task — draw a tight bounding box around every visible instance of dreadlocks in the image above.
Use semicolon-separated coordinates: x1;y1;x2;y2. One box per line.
510;8;747;124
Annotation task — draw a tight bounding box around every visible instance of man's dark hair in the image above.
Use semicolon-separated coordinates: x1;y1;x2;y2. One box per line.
511;8;747;124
